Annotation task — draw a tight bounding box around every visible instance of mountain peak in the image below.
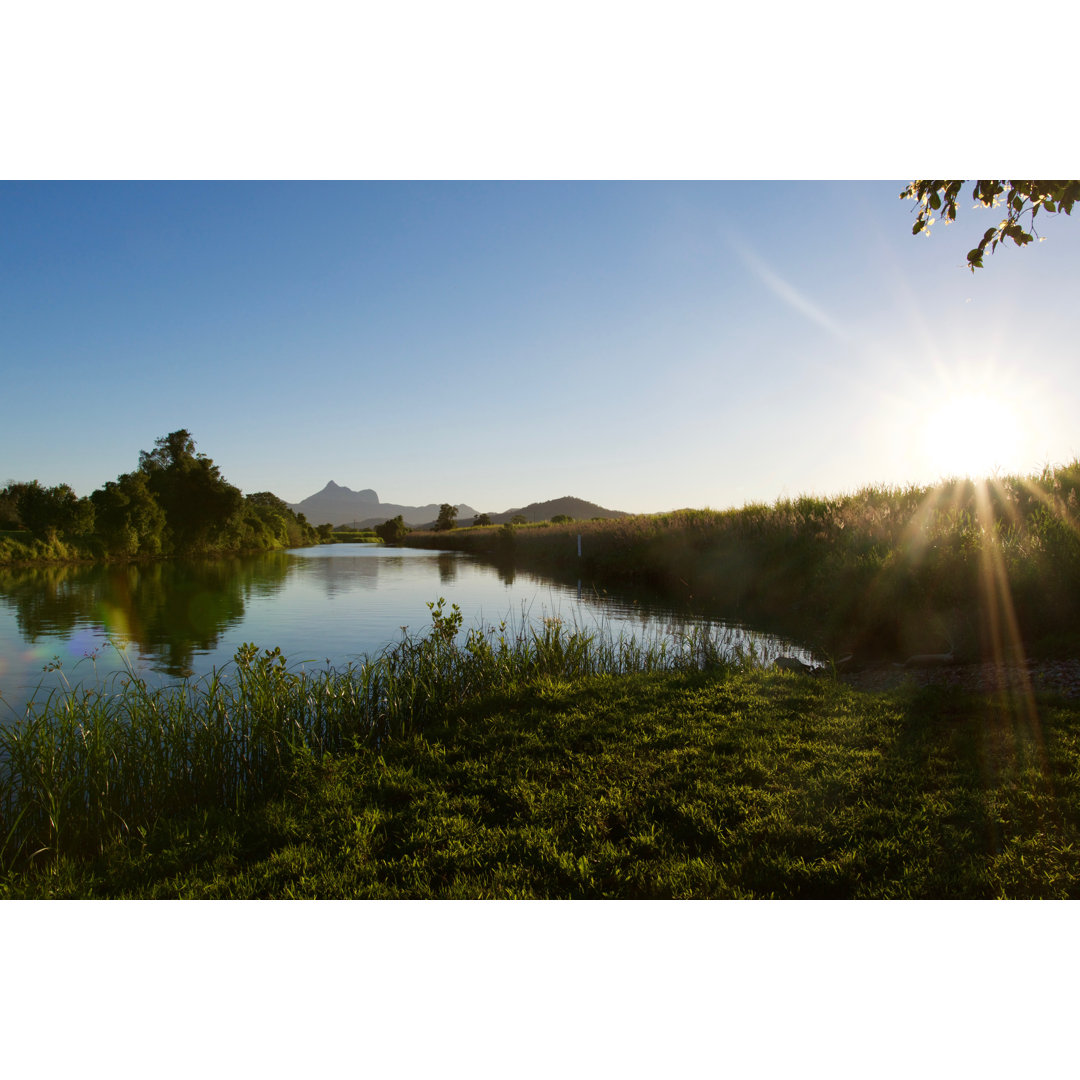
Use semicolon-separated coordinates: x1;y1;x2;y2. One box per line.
315;481;379;502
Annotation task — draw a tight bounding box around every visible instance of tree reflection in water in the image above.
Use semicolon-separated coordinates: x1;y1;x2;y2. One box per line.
0;554;291;678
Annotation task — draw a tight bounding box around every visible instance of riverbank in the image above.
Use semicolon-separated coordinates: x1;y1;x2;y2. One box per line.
0;531;332;569
3;609;1079;898
405;463;1080;664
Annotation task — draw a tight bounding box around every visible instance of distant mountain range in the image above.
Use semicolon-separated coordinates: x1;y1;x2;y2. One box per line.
288;482;627;529
288;482;479;529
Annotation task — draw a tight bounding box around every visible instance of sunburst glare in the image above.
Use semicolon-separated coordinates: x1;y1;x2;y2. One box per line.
921;389;1022;479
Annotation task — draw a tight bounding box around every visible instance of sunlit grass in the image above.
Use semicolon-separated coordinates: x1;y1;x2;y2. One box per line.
6;669;1080;898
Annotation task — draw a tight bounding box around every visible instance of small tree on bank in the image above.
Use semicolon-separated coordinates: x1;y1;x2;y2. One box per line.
375;515;408;544
436;504;458;531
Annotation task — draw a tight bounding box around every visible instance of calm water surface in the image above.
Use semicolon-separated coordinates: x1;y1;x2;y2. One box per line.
0;545;817;705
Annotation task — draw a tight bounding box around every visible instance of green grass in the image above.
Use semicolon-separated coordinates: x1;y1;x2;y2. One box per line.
0;602;744;880
327;530;383;543
0;532;82;564
5;668;1079;898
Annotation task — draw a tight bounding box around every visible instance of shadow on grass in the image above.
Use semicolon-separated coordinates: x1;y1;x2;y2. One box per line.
6;671;1080;899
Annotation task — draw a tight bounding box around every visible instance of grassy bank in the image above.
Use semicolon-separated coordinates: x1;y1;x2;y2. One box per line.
407;463;1080;660
0;529;328;568
326;530;383;544
5;671;1079;898
0;603;736;878
0;530;91;565
3;607;1079;898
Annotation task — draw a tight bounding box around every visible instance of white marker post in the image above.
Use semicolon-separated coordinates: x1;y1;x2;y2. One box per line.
577;534;582;599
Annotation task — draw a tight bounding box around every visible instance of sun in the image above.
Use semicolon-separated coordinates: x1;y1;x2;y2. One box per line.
921;390;1021;479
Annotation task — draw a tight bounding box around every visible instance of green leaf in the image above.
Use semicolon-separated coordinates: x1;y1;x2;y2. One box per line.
929;192;941;210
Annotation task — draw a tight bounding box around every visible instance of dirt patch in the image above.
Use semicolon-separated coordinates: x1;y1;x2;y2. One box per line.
838;659;1080;699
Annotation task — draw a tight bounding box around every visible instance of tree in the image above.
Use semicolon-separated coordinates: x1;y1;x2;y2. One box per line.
138;428;199;473
510;514;528;525
0;483;28;529
90;471;166;555
901;180;1079;270
375;515;408;544
16;481;95;541
235;491;316;549
138;430;242;553
551;514;573;524
436;504;458;531
473;513;492;527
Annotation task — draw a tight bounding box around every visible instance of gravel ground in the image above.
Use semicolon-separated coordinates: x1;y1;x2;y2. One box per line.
838;659;1080;699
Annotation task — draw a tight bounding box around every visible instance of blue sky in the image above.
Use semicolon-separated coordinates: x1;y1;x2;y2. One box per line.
3;180;1078;515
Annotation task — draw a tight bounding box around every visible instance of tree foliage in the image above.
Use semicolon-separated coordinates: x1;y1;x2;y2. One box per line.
3;431;323;563
240;491;317;549
436;504;458;531
14;481;95;541
137;429;243;553
473;513;492;527
901;180;1079;270
0;484;25;530
375;515;408;544
90;472;166;555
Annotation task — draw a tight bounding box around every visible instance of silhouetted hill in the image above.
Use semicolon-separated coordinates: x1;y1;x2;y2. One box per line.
485;496;628;525
289;482;477;528
289;484;627;529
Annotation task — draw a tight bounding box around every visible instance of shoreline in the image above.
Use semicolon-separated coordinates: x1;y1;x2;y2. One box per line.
838;657;1080;699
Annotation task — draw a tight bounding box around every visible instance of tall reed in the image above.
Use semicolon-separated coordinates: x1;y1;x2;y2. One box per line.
0;599;755;871
406;463;1080;656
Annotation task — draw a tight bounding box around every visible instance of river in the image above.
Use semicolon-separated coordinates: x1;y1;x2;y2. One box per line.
0;544;819;706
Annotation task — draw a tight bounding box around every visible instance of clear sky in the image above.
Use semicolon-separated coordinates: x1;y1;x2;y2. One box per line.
3;179;1078;515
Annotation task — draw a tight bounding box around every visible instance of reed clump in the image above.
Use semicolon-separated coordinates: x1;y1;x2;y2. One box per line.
0;600;753;872
406;463;1080;658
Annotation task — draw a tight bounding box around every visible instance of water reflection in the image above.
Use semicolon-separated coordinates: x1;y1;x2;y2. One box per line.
0;554;291;679
291;550;382;597
0;545;819;702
